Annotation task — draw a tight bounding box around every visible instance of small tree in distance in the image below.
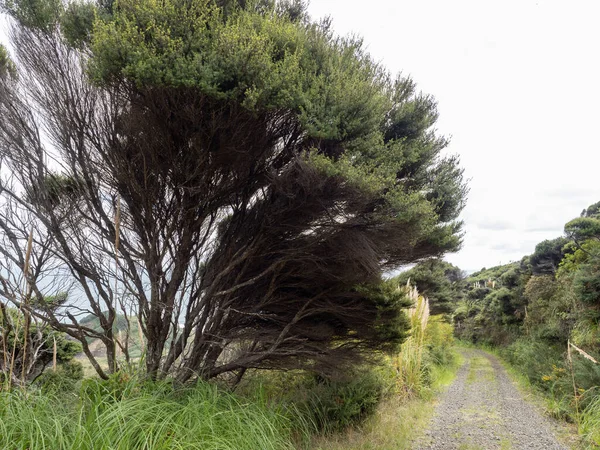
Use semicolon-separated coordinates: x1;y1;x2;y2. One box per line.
394;259;466;315
0;0;467;382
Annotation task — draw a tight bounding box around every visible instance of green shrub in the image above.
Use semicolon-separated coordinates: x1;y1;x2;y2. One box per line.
501;337;600;423
501;338;564;392
34;360;84;394
292;368;393;433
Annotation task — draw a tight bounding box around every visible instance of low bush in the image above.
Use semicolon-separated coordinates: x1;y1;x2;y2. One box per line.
488;336;600;434
501;338;564;392
425;316;455;367
239;314;458;438
292;367;394;433
34;360;84;394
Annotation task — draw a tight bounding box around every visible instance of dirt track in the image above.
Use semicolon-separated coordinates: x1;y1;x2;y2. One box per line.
415;349;570;450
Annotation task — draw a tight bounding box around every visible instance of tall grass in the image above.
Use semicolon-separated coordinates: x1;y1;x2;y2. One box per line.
393;283;430;396
0;375;297;449
580;395;600;448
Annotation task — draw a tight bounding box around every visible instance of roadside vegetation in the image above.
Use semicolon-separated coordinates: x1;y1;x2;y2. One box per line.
0;283;459;449
307;286;461;448
399;201;600;448
0;377;299;449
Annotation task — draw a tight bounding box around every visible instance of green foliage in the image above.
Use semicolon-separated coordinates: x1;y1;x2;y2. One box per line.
530;237;570;275
86;0;466;221
485;287;518;323
394;259;465;314
424;316;455;367
454;261;528;344
468;261;523;285
89;0;382;127
580;395;600;448
1;307;82;384
0;375;298;449
407;315;457;399
1;0;63;31
0;44;17;79
582;201;600;219
41;173;84;205
565;217;600;242
501;339;564;392
34;360;84;393
60;1;97;48
393;290;429;396
357;280;411;353
293;369;392;433
573;258;600;310
500;336;600;426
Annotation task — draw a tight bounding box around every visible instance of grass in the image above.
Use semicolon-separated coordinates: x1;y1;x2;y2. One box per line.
0;288;460;450
310;395;436;450
393;286;430;396
0;375;300;450
580;395;600;449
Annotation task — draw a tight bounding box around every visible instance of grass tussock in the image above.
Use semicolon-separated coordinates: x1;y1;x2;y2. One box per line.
0;375;297;450
393;284;430;396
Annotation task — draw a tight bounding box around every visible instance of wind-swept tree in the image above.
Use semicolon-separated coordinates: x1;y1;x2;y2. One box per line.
0;0;467;382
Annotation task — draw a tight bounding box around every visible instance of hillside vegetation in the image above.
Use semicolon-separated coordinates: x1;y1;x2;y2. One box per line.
400;201;600;447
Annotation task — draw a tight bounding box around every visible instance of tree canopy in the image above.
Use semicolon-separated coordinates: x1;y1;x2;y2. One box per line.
0;0;467;381
530;237;570;276
394;259;465;315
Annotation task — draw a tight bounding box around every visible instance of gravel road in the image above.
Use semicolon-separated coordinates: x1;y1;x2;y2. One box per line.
415;349;569;450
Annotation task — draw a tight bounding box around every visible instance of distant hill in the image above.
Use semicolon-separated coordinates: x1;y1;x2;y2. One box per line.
80;312;137;334
78;312;144;360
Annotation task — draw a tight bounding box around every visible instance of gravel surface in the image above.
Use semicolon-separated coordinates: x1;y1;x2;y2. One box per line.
415;349;569;450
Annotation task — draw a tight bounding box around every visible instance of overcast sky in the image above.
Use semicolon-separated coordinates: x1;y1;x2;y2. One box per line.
2;2;600;272
308;0;600;272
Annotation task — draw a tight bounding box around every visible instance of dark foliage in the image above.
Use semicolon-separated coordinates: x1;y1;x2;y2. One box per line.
530;237;571;275
0;0;466;381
